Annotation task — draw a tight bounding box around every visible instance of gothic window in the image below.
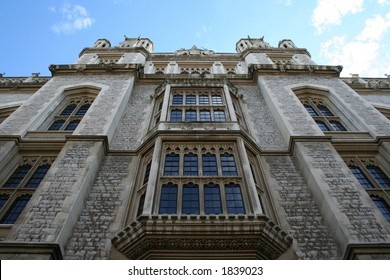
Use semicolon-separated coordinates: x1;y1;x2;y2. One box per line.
301;98;347;132
158;144;246;215
159;183;178;214
345;157;390;223
220;153;238;176
204;183;222;214
136;193;146;217
202;153;218;176
48;96;94;131
371;196;390;223
0;157;55;224
225;183;245;214
182;183;200;214
184;153;198;176
163;153;180;176
169;88;227;123
143;161;152;185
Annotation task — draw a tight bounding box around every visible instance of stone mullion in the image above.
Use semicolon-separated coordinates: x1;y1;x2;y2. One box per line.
223;84;237;122
159;85;171;122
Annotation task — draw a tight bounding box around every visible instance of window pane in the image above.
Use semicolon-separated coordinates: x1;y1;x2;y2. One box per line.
163;153;179;176
48;120;65;131
214;110;226;122
304;104;318;117
349;165;374;189
184;153;198;176
159;184;177;214
225;183;245;214
211;95;223;105
315;120;330;131
199;95;209;105
186;95;196;105
172;95;183;105
137;193;145;217
317;104;333;116
0;195;31;224
25;164;50;188
330;121;347;131
76;104;90;116
204;184;222;214
220;153;238;176
202;153;218;176
185;110;197;122
371;196;390;223
64;120;80;131
0;194;10;210
170;109;182;122
3;165;32;188
143;162;152;185
367;165;390;189
200;110;211;122
60;104;77;115
182;183;199;214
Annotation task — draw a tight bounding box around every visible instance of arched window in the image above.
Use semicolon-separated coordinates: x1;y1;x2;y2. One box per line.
1;157;54;224
163;153;179;176
366;165;390;189
184;153;198;176
225;183;245;214
182;183;199;214
204;183;222;214
202;153;218;176
159;183;178;214
220;153;238;176
348;165;374;189
371;196;390;223
300;97;348;132
170;109;182;122
185;109;197;122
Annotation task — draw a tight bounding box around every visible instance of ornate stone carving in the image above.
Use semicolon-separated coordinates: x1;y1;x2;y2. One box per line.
176;45;215;56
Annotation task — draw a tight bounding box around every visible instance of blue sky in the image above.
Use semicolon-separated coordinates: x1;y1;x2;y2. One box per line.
0;0;389;77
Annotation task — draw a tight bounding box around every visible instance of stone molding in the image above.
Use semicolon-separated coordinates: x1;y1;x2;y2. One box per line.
0;242;63;260
112;214;293;259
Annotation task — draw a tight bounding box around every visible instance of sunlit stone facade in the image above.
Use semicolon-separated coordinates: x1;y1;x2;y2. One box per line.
0;36;390;259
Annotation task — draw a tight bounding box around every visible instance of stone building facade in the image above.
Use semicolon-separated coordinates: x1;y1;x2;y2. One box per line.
0;36;390;259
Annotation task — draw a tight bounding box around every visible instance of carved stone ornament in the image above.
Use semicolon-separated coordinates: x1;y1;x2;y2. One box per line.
112;214;293;259
176;45;215;56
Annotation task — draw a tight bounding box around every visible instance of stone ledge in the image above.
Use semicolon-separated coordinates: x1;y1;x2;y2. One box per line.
0;242;63;260
344;243;390;260
112;215;293;259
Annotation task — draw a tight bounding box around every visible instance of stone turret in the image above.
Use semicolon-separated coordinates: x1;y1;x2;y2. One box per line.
92;39;111;48
236;36;270;53
278;39;297;49
118;37;153;52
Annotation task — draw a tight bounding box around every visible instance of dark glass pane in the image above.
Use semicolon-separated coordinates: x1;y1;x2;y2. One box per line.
200;110;211;122
185;95;196;105
137;193;145;217
163;153;179;176
371;196;390;223
220;153;238;176
60;104;77;115
185;110;197;122
3;165;32;188
48;120;65;131
64;120;80;131
159;184;177;214
172;95;183;105
0;194;10;210
349;165;374;189
214;110;226;122
143;162;152;185
0;195;31;224
182;183;199;214
204;184;222;214
211;95;223;105
199;95;209;105
315;120;330;131
184;153;198;176
225;183;245;214
330;121;347;131
317;104;333;116
304;104;318;117
170;110;182;122
76;104;90;116
202;153;218;176
367;165;390;189
25;164;50;188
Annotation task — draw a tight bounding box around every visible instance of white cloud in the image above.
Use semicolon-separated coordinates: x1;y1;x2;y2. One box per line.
50;2;94;35
195;25;212;38
320;12;390;76
377;0;390;5
311;0;364;34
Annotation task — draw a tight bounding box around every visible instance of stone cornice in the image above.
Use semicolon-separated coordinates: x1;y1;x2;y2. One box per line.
79;47;151;59
240;47;312;58
250;64;343;77
0;77;50;90
112;214;293;259
49;63;140;76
